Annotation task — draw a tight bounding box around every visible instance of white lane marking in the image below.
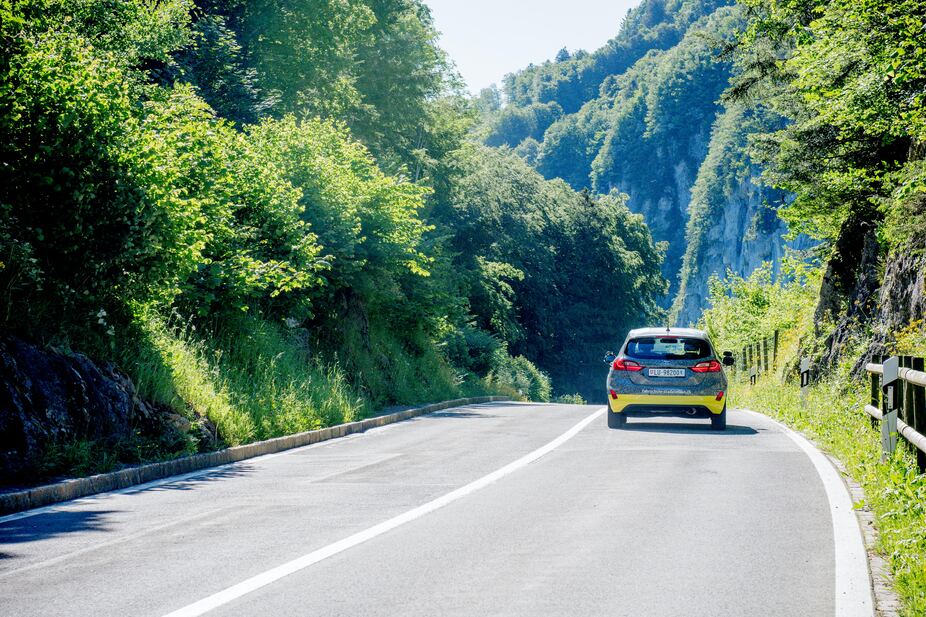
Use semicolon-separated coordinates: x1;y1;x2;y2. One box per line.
0;507;230;579
161;407;606;617
0;403;500;525
739;409;874;617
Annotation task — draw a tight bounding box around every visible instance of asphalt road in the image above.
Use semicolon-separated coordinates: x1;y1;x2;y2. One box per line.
0;402;863;616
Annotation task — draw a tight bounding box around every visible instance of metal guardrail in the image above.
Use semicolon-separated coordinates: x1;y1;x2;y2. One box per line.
864;356;926;471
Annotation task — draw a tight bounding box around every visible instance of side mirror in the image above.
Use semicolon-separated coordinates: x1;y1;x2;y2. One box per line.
604;352;617;365
722;351;735;367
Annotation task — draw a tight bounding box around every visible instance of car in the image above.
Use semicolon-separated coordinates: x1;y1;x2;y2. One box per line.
604;327;734;431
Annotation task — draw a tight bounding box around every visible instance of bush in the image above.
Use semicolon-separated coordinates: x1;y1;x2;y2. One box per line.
553;393;587;405
0;32;208;344
487;348;552;402
442;323;503;377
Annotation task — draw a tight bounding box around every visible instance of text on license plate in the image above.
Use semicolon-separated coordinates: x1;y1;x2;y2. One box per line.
648;368;686;378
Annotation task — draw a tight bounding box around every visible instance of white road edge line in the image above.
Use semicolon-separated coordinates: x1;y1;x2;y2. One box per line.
160;406;606;617
739;409;874;617
0;402;502;526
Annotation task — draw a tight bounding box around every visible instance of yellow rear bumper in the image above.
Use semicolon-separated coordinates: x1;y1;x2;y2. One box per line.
608;393;726;415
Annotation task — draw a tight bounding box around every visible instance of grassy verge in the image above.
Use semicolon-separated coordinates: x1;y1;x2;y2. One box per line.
736;370;926;615
28;309;538;486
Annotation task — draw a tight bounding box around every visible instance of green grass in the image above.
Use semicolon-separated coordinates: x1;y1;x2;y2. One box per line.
27;308;518;485
738;372;926;615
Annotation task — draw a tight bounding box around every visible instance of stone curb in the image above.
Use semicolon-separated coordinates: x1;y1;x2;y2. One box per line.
0;396;510;516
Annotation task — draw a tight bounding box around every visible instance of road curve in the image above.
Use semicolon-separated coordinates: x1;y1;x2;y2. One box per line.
0;402;864;616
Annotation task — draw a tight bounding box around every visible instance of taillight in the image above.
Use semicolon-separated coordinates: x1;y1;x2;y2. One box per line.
609;389;618;400
612;358;644;372
716;391;725;401
691;360;722;373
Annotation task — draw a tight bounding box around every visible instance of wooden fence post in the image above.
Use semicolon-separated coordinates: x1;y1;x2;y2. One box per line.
901;356;913;430
762;337;769;375
772;330;779;369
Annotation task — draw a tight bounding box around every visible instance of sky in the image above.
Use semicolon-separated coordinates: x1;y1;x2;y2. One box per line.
424;0;643;94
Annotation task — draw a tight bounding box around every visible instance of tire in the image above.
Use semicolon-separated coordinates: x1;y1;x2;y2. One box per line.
608;410;626;429
710;405;727;431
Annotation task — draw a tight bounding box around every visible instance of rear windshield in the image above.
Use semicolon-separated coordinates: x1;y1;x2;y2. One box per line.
624;336;711;361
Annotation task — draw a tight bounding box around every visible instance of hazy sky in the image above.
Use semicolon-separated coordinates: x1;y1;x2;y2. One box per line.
424;0;642;94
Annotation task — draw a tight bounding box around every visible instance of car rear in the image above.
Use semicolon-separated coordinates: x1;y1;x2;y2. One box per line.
606;329;728;430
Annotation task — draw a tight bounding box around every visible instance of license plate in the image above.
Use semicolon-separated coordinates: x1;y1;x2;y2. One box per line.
648;368;686;378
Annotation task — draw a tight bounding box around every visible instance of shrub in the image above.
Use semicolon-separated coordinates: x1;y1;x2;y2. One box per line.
487;348;552;402
0;33;207;345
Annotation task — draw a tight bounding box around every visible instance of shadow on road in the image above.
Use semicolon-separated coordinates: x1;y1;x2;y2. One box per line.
620;422;759;436
428;411;499;419
119;464;253;496
0;510;116;546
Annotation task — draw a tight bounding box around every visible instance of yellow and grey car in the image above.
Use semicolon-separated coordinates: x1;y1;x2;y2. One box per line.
605;327;734;430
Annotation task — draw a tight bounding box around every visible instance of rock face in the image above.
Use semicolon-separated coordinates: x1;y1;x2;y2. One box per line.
855;237;926;370
671;105;799;326
0;337;169;484
797;215;926;374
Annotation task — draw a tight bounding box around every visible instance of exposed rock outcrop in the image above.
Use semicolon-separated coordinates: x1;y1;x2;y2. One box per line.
815;217;882;371
671;105;801;326
0;337;196;485
856;238;926;370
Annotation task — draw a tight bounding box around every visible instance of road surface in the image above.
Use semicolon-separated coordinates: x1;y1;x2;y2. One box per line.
0;402;868;616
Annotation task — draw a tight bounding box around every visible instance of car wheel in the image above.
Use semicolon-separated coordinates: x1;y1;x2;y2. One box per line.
710;405;727;431
607;410;626;429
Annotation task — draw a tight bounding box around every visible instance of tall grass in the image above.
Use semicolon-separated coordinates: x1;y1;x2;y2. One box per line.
122;310;362;446
336;320;466;408
32;307;527;483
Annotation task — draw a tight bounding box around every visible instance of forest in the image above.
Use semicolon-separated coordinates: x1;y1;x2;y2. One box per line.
0;0;665;481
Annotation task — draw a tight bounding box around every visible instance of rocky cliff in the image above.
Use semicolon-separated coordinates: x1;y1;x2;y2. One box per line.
671;105;796;326
0;338;205;486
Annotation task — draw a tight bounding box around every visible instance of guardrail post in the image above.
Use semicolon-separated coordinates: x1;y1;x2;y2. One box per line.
870;355;881;429
882;356;900;460
901;356;913;432
913;357;926;471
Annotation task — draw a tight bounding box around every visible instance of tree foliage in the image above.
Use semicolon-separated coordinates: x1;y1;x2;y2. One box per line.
699;255;820;353
731;0;926;245
0;0;671;417
433;146;666;394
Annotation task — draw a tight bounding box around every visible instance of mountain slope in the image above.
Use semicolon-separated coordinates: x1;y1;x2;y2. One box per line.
485;0;793;322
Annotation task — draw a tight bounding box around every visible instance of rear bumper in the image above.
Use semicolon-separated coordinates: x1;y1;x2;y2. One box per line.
607;393;725;415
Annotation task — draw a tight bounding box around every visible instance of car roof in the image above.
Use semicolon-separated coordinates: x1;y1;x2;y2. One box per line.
625;327;710;340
